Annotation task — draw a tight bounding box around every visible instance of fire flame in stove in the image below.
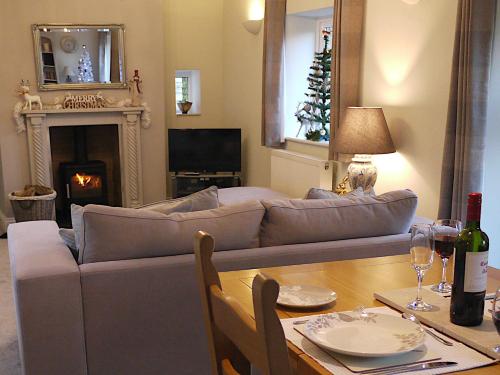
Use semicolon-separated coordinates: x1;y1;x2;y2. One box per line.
75;173;93;187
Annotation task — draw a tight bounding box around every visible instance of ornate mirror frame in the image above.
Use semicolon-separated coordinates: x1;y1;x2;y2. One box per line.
32;23;127;91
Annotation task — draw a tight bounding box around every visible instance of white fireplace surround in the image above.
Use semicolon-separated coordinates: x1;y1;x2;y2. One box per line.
21;107;147;208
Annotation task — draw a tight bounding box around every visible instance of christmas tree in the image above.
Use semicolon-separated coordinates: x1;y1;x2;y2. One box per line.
77;44;94;83
295;30;332;142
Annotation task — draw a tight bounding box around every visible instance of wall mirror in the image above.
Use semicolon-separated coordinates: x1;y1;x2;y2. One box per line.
32;24;127;90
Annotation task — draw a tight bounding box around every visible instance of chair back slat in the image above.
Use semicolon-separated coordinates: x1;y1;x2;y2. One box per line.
210;287;263;367
194;231;292;375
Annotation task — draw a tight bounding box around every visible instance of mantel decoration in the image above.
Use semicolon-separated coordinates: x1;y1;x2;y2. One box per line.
13;70;151;133
295;30;332;142
16;80;43;111
62;93;105;109
128;69;143;107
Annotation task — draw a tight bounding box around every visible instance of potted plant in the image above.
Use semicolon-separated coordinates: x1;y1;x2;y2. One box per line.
177;84;192;114
177;100;192;114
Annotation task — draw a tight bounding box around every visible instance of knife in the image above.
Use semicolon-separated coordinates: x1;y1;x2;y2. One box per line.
370;361;458;375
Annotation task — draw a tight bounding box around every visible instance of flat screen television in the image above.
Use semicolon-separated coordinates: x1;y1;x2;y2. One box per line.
168;128;241;172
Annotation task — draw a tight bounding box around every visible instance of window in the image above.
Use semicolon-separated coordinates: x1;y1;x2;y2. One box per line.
175;70;201;115
284;7;333;142
316;18;333;52
175;77;190;103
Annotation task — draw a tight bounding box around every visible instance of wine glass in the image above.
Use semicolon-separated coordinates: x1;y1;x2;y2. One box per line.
431;219;462;293
493;288;500;353
407;224;435;311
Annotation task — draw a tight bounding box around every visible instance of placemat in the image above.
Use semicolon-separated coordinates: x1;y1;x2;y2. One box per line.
293;324;441;373
281;307;496;375
374;287;500;360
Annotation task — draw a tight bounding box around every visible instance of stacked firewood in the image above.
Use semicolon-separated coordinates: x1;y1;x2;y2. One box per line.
12;185;54;197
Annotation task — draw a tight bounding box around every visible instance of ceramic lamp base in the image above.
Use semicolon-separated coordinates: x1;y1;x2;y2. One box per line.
347;154;377;191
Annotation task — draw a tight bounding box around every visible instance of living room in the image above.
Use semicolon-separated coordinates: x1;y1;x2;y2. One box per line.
1;0;499;374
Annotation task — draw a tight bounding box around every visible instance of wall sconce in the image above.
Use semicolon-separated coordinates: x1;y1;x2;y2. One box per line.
244;0;264;35
243;19;263;35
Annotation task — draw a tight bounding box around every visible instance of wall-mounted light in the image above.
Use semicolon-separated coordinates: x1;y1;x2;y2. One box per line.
243;0;264;35
243;19;263;35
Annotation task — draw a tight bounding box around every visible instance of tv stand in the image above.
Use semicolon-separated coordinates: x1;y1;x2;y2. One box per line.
170;172;241;198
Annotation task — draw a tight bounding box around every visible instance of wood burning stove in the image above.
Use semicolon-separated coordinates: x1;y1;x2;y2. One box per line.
59;127;108;220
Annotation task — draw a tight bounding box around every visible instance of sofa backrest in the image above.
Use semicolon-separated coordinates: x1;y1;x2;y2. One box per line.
260;189;417;247
77;200;265;264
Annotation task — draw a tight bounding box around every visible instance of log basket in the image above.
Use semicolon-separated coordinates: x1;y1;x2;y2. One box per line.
8;190;57;222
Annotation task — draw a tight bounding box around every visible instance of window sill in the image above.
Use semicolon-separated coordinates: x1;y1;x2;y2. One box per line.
176;113;201;116
285;137;329;148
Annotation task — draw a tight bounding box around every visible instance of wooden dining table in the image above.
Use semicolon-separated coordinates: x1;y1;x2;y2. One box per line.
219;254;500;375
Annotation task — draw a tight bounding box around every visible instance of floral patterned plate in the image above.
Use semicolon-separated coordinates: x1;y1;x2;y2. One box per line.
304;312;425;357
277;285;337;308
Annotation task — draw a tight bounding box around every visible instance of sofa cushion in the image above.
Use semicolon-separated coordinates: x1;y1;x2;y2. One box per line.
138;186;219;212
137;198;193;215
218;187;289;206
305;186;375;199
67;188;207;257
78;200;265;264
68;199;192;254
260;189;417;247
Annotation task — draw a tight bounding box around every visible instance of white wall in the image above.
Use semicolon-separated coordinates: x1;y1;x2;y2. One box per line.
0;0;167;218
222;0;271;188
483;1;500;268
163;0;227;193
360;0;457;219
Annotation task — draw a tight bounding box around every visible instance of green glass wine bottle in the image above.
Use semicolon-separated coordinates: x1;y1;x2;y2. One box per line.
450;192;489;326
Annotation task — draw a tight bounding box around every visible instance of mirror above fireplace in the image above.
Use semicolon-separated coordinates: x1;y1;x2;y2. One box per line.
32;24;127;90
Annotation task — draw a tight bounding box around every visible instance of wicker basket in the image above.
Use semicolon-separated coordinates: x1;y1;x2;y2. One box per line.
8;191;57;222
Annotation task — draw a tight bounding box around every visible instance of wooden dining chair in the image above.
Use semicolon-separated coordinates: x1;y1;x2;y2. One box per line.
194;231;292;375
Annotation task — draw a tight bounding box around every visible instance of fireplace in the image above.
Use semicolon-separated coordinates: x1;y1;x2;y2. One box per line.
21;107;146;220
50;125;121;226
60;162;108;204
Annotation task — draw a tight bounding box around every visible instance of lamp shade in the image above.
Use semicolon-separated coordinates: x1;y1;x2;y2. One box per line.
332;107;396;155
62;66;73;76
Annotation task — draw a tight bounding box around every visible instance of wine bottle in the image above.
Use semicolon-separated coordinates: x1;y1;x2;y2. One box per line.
450;192;489;326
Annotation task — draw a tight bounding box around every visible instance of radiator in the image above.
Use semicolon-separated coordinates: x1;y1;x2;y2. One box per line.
270;149;334;198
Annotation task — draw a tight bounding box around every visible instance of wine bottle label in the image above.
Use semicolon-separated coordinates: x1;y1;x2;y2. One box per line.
464;251;488;293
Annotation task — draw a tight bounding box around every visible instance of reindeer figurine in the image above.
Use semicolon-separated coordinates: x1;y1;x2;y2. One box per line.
18;80;43;110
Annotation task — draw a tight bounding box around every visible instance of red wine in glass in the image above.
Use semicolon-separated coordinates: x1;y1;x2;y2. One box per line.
434;234;456;258
432;219;461;294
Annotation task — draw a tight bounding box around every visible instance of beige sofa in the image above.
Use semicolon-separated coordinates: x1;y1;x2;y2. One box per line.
8;187;426;375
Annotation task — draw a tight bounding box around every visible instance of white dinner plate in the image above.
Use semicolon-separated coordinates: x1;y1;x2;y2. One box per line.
304;312;425;357
277;285;336;308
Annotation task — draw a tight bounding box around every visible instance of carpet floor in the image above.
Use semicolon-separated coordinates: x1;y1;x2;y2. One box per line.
0;239;21;374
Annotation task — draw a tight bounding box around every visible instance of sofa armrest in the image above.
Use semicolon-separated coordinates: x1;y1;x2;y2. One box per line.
8;221;87;375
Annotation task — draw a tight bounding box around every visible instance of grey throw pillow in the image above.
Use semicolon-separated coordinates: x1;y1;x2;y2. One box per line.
139;199;193;215
70;204;84;255
58;227;78;260
138;186;219;212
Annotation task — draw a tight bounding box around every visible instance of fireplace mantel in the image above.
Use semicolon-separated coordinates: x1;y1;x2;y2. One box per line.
21;106;145;116
21;106;147;208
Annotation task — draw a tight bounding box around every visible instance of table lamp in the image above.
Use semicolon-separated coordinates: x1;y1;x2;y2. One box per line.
63;66;74;83
332;107;396;191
